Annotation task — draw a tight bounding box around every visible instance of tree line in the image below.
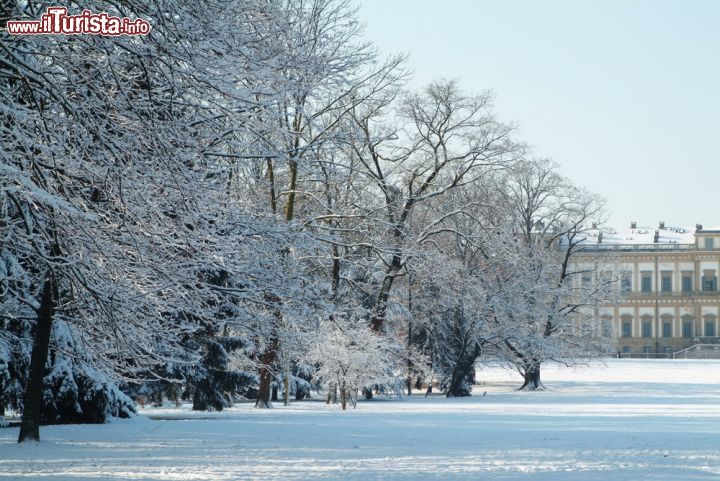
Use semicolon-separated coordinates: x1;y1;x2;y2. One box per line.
0;0;616;443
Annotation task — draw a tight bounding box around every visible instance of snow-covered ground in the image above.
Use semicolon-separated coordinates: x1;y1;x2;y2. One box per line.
2;359;720;480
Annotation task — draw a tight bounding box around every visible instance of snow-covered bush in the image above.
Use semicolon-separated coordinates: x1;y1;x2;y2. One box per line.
40;323;135;423
303;318;409;409
42;360;135;424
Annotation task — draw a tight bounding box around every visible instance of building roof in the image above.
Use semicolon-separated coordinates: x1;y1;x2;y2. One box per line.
581;225;696;246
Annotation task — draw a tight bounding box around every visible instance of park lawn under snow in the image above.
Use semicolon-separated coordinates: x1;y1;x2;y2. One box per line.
1;360;720;480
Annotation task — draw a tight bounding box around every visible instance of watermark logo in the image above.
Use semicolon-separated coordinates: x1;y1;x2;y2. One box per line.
6;7;151;36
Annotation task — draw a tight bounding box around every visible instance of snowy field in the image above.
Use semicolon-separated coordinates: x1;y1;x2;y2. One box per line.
2;359;720;480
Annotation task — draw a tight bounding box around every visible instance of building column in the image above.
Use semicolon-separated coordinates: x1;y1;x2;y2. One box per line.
633;306;640;338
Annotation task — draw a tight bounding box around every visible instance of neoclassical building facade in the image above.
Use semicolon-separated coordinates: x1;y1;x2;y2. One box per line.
575;223;720;354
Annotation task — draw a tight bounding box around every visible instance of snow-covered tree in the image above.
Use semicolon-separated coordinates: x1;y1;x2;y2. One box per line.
343;79;518;335
0;0;621;436
303;318;405;409
0;0;302;440
483;160;617;390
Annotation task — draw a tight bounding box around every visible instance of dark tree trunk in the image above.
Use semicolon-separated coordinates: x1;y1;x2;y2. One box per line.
256;293;281;409
330;244;340;298
519;363;543;391
292;371;310;401
340;382;347;411
446;349;478;397
370;259;400;332
18;277;54;443
406;317;413;396
255;335;278;409
192;388;207;411
271;384;278;402
0;375;5;416
266;157;277;215
326;384;337;404
255;292;283;408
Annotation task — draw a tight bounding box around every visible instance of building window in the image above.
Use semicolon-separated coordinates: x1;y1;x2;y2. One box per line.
642;346;652;354
622;346;631;353
661;275;672;293
662;322;672;337
706;321;716;337
682;275;693;293
705;238;714;250
702;275;717;292
621;273;632;293
641;275;652;293
641;321;652;338
682;321;693;338
622;322;632;338
601;318;613;338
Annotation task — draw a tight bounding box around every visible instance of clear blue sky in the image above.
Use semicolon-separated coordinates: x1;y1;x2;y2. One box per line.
357;0;720;229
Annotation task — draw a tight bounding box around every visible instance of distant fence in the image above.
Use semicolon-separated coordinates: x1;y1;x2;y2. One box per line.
616;352;674;359
614;344;720;359
673;344;720;359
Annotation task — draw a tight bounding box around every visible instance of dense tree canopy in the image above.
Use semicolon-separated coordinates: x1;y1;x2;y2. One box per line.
1;0;616;441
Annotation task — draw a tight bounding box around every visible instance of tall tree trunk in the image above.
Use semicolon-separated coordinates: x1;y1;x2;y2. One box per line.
406;276;413;396
285;159;298;221
266;157;277;215
370;278;392;331
326;383;337;404
370;259;400;332
256;291;282;409
340;381;347;410
283;360;290;406
255;150;297;408
255;335;278;408
330;243;340;299
18;276;54;443
519;362;543;391
446;345;479;397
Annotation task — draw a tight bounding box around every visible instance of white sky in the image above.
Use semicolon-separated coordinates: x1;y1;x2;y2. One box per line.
357;0;720;229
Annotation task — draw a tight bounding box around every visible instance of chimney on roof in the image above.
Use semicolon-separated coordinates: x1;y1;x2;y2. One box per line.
631;221;637;229
592;222;598;229
598;232;603;244
659;221;665;230
653;230;660;243
696;224;703;232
